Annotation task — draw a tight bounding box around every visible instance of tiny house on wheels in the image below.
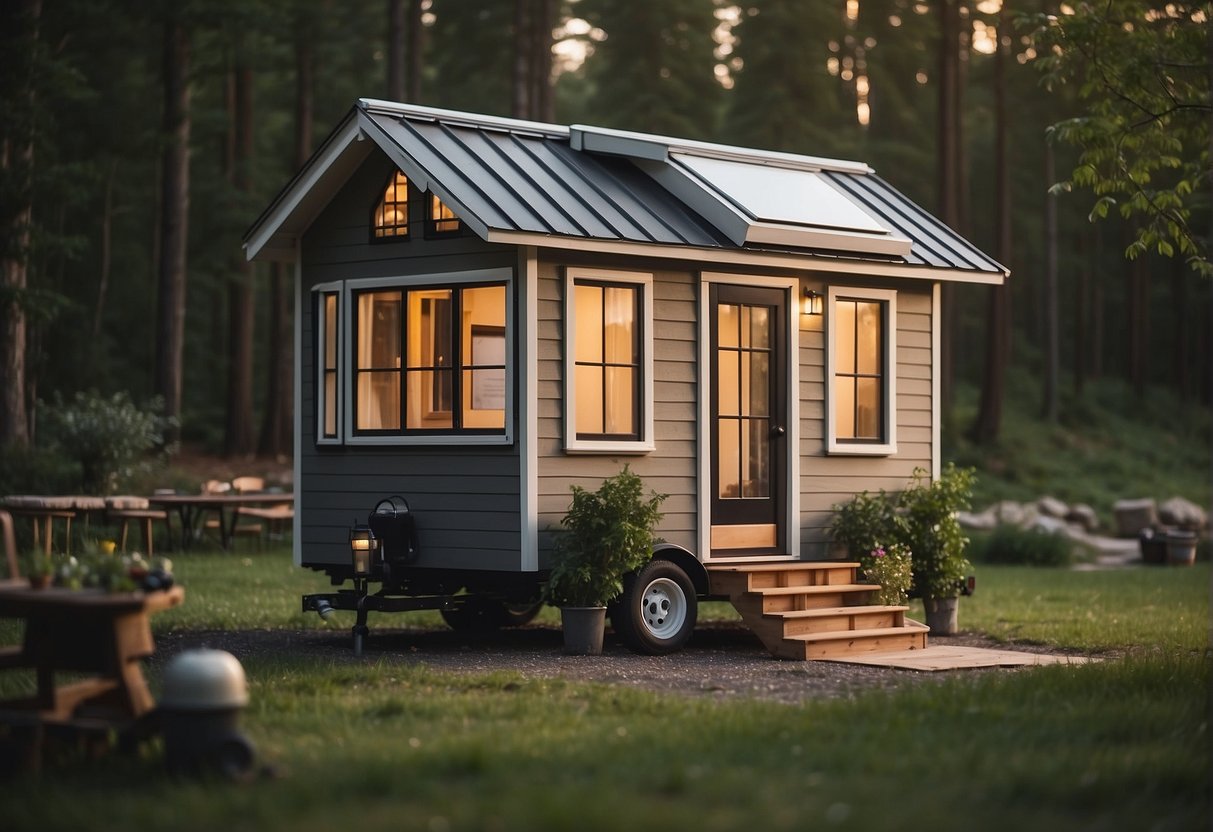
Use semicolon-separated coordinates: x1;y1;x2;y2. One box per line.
244;99;1006;659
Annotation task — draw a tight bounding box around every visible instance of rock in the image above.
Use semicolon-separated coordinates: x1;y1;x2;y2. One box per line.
1037;496;1070;519
1015;505;1040;529
1113;498;1158;538
1158;496;1208;531
1066;503;1100;533
1026;515;1072;536
991;500;1025;526
958;509;997;531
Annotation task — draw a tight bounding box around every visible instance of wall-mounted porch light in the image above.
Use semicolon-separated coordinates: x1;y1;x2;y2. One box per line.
802;287;824;316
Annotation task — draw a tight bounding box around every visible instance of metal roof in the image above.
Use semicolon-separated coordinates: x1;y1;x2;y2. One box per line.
245;99;1006;280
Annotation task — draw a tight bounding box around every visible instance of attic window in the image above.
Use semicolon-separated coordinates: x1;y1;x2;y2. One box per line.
429;194;461;235
372;171;410;239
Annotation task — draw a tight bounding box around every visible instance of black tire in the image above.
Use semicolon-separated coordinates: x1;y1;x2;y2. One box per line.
441;598;543;631
612;559;698;655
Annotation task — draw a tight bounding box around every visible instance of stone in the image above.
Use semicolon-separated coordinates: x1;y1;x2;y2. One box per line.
1158;496;1208;531
958;509;997;531
1066;503;1100;533
1113;498;1158;538
991;500;1025;526
1037;496;1070;519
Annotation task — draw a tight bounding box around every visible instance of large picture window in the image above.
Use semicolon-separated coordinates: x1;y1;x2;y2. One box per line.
353;283;507;435
826;286;897;455
314;270;511;446
564;268;654;453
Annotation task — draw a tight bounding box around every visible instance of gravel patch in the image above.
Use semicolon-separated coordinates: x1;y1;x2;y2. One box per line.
152;623;1083;706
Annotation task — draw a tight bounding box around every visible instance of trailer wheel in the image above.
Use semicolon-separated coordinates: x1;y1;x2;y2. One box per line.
613;559;698;655
441;598;543;631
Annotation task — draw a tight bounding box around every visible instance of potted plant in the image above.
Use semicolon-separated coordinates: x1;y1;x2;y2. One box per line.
545;466;666;655
898;464;975;635
24;552;54;589
828;490;913;605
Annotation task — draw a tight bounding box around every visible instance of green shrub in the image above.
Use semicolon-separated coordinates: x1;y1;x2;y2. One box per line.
900;464;975;600
828;489;904;557
42;391;175;494
545;466;667;607
969;525;1074;567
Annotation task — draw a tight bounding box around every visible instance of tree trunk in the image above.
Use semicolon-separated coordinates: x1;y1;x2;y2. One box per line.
531;0;555;121
970;5;1011;444
1073;227;1089;395
936;0;962;420
154;12;190;443
224;57;255;457
258;262;291;458
92;160;117;340
1127;252;1149;398
1042;137;1059;422
1171;260;1188;401
387;0;405;100
1091;224;1104;380
513;0;531;118
407;0;423;102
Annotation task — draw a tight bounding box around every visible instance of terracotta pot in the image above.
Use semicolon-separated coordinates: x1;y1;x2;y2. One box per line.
28;574;52;590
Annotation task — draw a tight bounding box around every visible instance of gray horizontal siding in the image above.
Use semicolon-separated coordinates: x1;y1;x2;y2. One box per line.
298;151;522;573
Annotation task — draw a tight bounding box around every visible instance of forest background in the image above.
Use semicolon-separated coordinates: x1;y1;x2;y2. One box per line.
0;0;1208;511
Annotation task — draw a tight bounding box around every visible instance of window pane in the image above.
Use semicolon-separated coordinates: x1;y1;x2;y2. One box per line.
408;290;452;369
718;349;739;417
749;305;769;349
718;303;739;348
856;377;881;439
574;284;603;363
406;370;453;429
430;193;460;233
462;285;506;364
835;300;856;375
604;367;634;435
575;365;603;435
373;171;409;238
324;294;337;369
856;301;881;375
747;351;769;417
358;292;401;370
357;371;400;430
834;377;856;439
324;372;337;436
718;419;740;498
603;286;635;364
463;369;506;428
744;419;770;498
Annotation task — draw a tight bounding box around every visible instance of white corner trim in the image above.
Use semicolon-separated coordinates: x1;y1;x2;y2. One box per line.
825;285;899;457
520;247;539;572
932;282;941;481
562;267;656;454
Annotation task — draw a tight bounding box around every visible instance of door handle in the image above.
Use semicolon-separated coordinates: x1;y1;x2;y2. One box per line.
770;425;786;438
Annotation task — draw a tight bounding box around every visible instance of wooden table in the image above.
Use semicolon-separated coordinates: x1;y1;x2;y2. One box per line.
147;493;293;550
0;582;184;769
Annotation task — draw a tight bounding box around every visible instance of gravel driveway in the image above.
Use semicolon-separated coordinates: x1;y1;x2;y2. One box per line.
153;623;1072;705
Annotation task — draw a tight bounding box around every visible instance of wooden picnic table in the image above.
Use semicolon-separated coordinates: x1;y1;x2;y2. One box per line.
0;495;108;555
0;581;184;770
146;492;293;550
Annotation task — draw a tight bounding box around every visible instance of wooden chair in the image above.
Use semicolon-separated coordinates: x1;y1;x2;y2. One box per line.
104;497;172;557
226;477;267;550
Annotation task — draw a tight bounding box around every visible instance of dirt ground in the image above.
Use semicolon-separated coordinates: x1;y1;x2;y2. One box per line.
152;622;1091;706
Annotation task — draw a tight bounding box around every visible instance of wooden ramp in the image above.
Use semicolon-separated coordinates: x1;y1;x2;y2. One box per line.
822;645;1096;671
708;561;929;661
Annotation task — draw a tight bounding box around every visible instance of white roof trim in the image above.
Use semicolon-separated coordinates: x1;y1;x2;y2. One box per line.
570;123;871;175
483;230;1007;285
359;98;569;139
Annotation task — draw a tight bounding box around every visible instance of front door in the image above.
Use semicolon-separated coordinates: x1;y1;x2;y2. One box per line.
709;284;787;555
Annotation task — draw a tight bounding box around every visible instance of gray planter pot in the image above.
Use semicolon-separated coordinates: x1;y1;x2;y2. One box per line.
923;596;959;635
1166;531;1198;566
560;606;607;655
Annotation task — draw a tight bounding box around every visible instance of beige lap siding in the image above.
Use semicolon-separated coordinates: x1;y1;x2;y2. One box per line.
799;282;935;558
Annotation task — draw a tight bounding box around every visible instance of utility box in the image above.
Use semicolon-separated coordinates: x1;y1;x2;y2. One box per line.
369;496;418;570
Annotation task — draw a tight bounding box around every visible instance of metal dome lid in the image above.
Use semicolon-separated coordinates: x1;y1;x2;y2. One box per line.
160;649;249;710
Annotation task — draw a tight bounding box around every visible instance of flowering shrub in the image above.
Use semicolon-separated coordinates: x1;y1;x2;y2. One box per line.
860;543;912;606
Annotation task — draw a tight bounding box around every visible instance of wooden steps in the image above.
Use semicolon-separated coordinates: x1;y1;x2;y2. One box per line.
708;561;929;661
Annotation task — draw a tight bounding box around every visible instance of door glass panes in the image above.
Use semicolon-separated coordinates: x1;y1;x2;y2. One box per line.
717;300;773;500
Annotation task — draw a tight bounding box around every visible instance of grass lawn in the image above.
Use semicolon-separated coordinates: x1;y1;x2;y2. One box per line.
1;550;1209;832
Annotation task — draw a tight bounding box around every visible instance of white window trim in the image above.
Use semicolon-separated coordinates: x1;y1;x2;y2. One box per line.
563;267;655;454
313;281;344;446
825;285;898;456
338;267;514;446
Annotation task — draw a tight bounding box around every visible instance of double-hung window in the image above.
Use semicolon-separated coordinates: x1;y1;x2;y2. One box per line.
564;268;654;453
825;286;897;455
314;269;512;446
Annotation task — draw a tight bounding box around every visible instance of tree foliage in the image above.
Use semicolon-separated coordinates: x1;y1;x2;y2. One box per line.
1024;2;1211;274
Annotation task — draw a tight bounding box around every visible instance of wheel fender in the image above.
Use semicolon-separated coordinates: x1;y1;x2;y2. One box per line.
649;543;709;597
